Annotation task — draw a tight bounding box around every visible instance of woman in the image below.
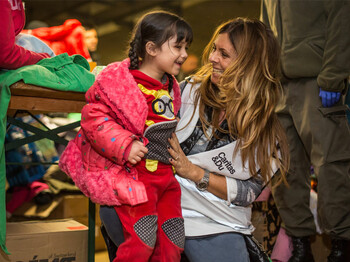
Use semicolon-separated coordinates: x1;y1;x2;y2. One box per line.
99;17;289;262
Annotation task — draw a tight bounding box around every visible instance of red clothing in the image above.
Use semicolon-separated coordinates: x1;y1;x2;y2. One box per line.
6;181;49;214
125;69;176;162
130;70;175;128
0;0;50;69
58;59;181;206
22;19;91;60
114;164;183;262
114;70;183;261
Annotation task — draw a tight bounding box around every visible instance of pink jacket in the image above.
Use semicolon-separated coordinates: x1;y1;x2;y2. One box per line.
0;0;50;69
59;59;181;206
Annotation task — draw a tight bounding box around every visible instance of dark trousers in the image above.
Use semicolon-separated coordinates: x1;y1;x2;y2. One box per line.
272;78;350;239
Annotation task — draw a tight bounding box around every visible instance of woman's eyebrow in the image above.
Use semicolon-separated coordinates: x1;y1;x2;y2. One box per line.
218;47;229;54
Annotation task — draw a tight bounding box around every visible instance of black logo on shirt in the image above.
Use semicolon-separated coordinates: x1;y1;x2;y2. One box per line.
212;152;235;174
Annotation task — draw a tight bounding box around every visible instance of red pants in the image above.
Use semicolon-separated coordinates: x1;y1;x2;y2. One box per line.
114;162;184;262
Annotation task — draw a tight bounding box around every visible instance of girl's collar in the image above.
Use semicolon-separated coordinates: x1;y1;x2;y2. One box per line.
130;69;169;89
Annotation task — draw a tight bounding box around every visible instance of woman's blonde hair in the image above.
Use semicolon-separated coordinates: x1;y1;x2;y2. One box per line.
192;17;289;183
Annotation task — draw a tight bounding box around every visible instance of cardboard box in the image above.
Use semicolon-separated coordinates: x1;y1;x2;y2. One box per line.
1;219;88;262
48;194;89;219
75;216;106;252
47;195;106;251
10;194;107;251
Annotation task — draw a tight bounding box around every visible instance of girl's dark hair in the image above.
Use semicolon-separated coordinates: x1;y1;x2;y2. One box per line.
128;11;193;90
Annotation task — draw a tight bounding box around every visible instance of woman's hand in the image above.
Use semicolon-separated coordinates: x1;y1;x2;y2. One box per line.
168;133;202;182
128;140;148;165
168;132;228;199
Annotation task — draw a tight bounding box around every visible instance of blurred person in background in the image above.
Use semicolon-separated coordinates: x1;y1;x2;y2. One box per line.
83;22;101;65
261;1;350;261
0;0;50;69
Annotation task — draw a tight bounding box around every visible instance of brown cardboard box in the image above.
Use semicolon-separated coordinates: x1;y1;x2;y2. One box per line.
75;216;107;252
48;194;89;219
47;195;106;251
11;193;107;251
1;219;88;262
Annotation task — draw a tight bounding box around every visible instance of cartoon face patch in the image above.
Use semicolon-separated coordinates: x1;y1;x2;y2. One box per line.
138;84;175;120
152;92;174;118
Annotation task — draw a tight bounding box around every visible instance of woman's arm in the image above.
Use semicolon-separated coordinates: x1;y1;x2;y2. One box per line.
168;132;264;204
226;176;264;206
174;160;228;200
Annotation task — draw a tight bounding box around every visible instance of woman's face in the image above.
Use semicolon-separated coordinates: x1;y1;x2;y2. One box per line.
209;32;237;85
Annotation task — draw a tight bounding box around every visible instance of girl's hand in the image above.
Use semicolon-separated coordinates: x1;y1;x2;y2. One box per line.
128;140;148;165
168;133;202;182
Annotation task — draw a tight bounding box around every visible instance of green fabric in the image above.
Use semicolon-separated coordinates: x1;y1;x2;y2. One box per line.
0;53;95;92
0;53;94;254
67;113;82;121
0;78;11;254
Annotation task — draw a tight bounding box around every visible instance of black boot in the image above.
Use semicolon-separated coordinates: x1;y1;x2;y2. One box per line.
327;237;349;262
288;236;315;262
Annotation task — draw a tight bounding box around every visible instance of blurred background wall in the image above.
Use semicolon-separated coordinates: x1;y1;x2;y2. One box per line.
23;0;260;66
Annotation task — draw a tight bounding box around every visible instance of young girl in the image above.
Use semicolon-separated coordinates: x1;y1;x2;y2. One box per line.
59;11;193;261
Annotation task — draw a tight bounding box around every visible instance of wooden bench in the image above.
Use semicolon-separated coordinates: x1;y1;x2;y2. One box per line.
8;81;86;114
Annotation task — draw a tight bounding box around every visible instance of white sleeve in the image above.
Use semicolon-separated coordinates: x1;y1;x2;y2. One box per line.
225;176;238;205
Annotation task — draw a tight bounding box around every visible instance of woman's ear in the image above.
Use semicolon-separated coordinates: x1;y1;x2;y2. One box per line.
145;41;158;57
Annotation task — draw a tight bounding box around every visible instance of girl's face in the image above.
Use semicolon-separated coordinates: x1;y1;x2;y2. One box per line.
154;36;189;78
209;32;237;85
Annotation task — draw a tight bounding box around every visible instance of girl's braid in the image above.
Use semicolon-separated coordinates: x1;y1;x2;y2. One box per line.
128;38;139;69
165;73;173;93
